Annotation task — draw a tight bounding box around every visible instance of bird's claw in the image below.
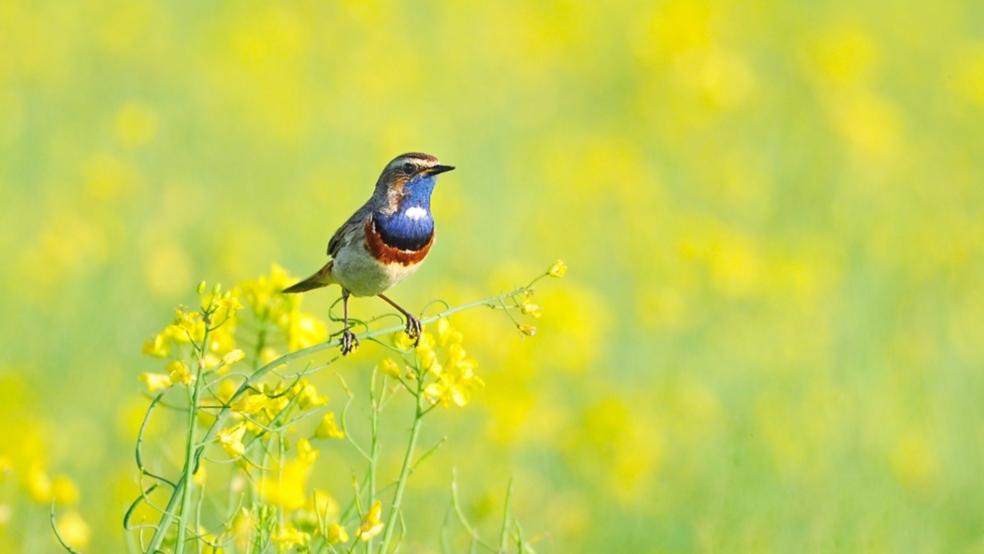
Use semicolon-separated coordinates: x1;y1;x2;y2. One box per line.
340;328;359;356
405;315;423;346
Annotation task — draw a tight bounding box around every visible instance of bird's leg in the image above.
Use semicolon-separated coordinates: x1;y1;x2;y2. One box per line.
378;293;422;345
340;289;359;355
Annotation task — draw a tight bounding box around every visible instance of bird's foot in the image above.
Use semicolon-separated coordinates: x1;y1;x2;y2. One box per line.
405;315;423;346
340;328;359;356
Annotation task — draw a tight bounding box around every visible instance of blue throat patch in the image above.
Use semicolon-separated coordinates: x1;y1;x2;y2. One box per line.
374;174;436;251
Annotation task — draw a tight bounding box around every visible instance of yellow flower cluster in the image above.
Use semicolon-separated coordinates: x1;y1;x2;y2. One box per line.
390;317;484;408
237;264;328;352
138;265;333;402
139;282;244;392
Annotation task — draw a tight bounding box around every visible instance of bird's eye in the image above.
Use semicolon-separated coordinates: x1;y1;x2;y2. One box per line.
402;162;415;174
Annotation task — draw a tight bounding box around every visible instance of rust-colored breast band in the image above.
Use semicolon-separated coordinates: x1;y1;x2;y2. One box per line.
364;218;433;266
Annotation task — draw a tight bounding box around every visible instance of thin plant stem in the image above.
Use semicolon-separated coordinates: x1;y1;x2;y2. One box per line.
367;366;380;554
497;478;513;554
146;285;531;552
175;323;210;554
376;375;425;554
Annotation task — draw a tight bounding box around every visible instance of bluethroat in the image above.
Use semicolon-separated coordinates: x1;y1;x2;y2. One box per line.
283;152;455;355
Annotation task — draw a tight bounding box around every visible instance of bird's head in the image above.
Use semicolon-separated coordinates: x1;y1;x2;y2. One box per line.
374;152;454;214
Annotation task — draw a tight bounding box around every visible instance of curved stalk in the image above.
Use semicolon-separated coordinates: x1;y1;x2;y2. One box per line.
146;285;530;552
376;377;425;554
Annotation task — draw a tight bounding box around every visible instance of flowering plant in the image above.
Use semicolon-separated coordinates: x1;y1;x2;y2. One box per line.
50;262;564;553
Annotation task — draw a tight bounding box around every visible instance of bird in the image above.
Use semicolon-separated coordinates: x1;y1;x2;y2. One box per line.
283;152;455;355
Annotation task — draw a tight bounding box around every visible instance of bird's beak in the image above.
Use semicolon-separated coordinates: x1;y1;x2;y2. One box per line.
426;164;455;176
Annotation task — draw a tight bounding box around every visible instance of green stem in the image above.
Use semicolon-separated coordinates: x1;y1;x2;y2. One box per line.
146;286;527;552
175;333;208;554
497;478;513;553
366;368;380;554
377;379;425;554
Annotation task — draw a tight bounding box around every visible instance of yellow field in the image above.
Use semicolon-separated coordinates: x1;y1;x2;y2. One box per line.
1;1;983;552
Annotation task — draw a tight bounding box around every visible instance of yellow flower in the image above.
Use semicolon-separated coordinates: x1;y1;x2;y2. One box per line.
139;372;172;393
297;438;319;464
232;508;253;551
223;349;246;366
418;348;439;372
311;489;340;521
357;500;384;541
218;423;247;458
167;360;194;385
436;318;464;346
315;412;345;439
425;374;484;408
260;459;311;510
548;259;568;278
379;358;401;379
51;474;79;506
436;317;451;340
521;302;542;319
287;311;328;351
416;331;436;352
423;349;484;409
327;522;349;544
517;323;537;336
202;353;222;370
55;510;90;548
173;308;206;342
141;333;169;358
232;392;269;415
25;464;51;503
208;325;238;355
272;524;309;552
259;347;281;365
392;331;416;351
295;382;327;410
215;378;239;403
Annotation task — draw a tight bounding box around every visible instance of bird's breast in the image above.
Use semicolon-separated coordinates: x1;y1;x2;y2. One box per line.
364;218;433;266
327;220;430;297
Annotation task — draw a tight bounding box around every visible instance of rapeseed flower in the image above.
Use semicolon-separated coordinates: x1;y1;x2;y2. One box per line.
296;438;319;464
379;357;402;379
311;489;340;521
548;259;568;278
222;348;246;366
218;423;247;458
166;360;194;385
326;522;349;544
272;524;309;552
259;458;312;510
357;500;384;541
139;372;172;393
314;412;344;439
294;381;327;409
55;510;91;548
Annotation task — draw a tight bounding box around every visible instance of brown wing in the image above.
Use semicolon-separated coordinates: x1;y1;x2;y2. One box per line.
327;204;373;257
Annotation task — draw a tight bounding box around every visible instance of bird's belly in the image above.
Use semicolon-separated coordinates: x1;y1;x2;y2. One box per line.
331;243;421;297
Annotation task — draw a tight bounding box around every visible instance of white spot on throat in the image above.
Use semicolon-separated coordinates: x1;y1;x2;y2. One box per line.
404;206;428;220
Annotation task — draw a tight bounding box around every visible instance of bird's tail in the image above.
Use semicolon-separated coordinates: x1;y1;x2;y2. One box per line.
282;261;335;293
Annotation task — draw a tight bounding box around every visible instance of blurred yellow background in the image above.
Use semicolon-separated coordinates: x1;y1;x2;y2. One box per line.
2;0;984;552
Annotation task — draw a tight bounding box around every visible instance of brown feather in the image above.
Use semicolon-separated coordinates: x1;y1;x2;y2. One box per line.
283;261;335;293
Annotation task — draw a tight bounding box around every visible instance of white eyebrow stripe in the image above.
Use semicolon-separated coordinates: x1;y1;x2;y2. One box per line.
404;206;428;220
